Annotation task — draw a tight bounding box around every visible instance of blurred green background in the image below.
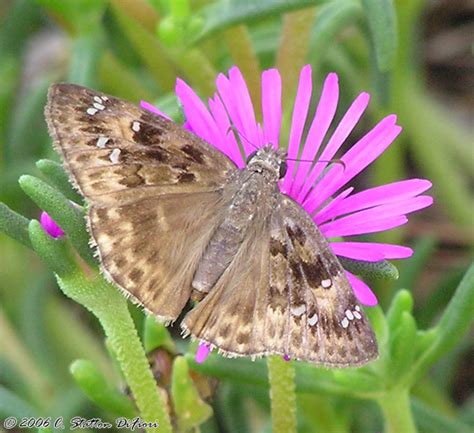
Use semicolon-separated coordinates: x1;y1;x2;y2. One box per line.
0;1;472;432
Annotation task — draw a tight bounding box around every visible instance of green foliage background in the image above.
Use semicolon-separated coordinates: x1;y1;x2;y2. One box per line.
0;1;472;432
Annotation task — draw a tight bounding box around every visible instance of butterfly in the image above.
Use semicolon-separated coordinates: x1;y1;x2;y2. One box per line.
45;83;378;366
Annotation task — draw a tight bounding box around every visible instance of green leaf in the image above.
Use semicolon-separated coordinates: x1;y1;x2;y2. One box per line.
28;220;78;276
0;386;38;417
70;359;137;417
331;369;382;396
412;397;472;433
192;0;326;43
388;311;417;382
143;315;176;353
19;175;94;265
111;5;175;92
68;30;105;87
171;356;213;432
339;257;399;280
387;289;413;330
361;0;397;71
0;203;31;248
5;80;49;162
309;0;363;65
36;159;82;202
36;0;107;33
411;263;474;382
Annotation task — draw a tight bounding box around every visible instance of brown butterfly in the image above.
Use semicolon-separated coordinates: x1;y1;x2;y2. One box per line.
45;83;378;366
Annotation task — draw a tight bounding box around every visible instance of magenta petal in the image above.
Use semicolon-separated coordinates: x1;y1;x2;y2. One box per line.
208;95;245;167
297;92;370;204
346;271;378;306
319;179;433;222
312;187;354;224
319;195;432;238
195;342;211;364
282;65;313;192
331;242;413;261
304;117;400;214
40;211;64;238
140;101;172;120
321;215;408;238
261;69;282;149
291;73;339;198
176;78;223;151
216;68;261;156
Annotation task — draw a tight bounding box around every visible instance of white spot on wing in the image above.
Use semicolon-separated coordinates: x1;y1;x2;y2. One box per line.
341;317;349;328
308;313;318;326
93;102;105;110
132;121;141;132
109;148;121;164
321;279;332;288
86;107;98;115
353;311;362;320
355;305;361;311
290;305;306;317
93;96;102;103
345;309;354;321
96;136;109;148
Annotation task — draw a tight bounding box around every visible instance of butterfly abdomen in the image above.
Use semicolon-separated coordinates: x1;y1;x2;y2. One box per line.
191;170;276;299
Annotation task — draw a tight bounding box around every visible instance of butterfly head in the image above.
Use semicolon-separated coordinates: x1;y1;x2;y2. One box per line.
246;145;287;180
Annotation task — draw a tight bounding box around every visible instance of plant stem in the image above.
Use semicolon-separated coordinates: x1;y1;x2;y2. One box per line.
267;356;297;433
378;388;418;433
57;270;172;433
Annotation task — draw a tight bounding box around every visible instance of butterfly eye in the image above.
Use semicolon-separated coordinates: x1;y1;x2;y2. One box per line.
246;150;258;164
279;160;288;178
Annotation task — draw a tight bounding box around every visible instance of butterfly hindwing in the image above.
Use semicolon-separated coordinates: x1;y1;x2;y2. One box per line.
183;194;378;366
46;84;236;320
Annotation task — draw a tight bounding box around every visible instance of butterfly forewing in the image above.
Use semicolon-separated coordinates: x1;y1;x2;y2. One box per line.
45;84;235;320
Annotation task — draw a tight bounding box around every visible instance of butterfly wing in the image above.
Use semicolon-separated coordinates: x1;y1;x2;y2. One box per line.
46;84;236;320
182;194;378;366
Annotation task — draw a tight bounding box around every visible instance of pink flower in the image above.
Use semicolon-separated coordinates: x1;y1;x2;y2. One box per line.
40;211;64;238
142;66;432;362
195;342;211;364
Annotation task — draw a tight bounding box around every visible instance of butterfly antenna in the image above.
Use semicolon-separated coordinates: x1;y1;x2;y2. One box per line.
226;125;259;150
286;157;346;171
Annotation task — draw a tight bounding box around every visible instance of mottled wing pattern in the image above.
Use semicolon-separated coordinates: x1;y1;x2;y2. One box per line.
183;194;378;366
265;196;378;366
46;84;236;320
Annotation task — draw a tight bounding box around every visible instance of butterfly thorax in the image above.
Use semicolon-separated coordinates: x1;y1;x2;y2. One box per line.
191;148;282;300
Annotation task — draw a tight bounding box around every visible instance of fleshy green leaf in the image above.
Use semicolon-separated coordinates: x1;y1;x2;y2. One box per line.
412;397;473;433
143;315;176;354
0;203;31;248
339;257;399;280
0;386;38;417
361;0;397;71
70;359;137;417
387;289;413;330
19;175;94;265
171;356;213;432
411;263;474;382
388;311;417;382
28;220;78;276
309;0;363;65
68;30;105;87
36;159;81;202
192;0;325;43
